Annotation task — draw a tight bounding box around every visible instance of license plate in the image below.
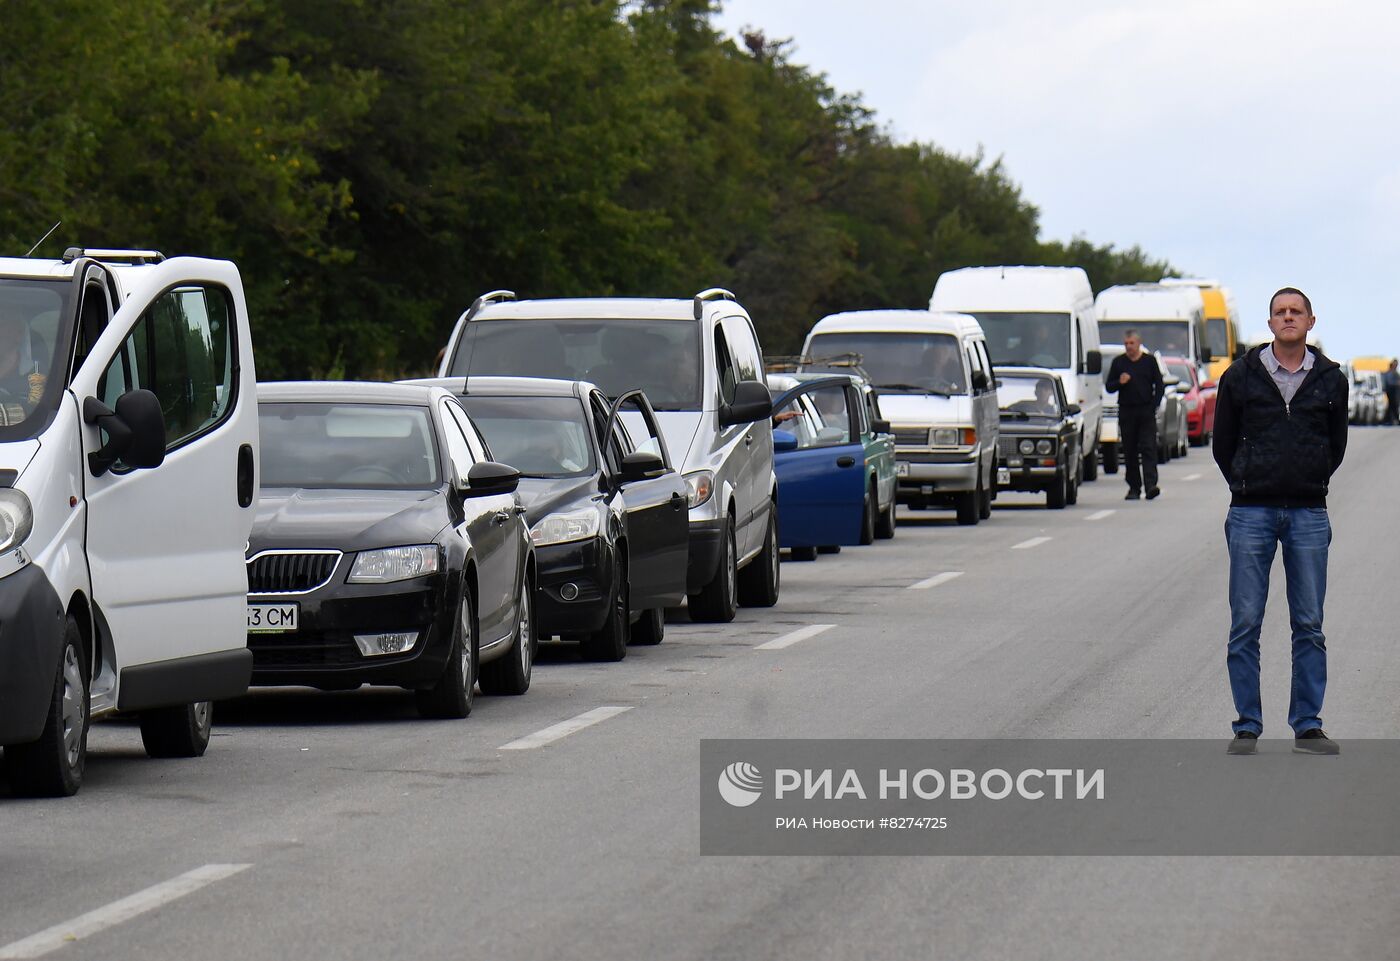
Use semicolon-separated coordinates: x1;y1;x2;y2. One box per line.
247;603;299;634
896;462;910;477
997;468;1011;485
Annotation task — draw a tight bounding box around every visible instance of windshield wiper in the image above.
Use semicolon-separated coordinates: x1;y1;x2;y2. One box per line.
1000;410;1031;420
876;383;952;397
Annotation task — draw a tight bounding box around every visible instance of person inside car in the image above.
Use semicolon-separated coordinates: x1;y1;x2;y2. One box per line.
0;312;45;416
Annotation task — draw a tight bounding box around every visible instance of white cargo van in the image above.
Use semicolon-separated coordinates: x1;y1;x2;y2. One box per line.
0;249;259;796
800;310;998;526
1095;284;1211;368
931;266;1103;482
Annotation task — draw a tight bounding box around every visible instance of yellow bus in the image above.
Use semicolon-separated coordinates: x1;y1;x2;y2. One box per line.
1161;278;1239;382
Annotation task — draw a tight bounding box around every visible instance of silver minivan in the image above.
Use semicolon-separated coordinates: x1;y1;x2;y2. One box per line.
438;289;778;622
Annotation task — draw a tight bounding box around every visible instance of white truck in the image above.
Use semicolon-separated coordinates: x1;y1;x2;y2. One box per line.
931;265;1103;483
0;248;259;796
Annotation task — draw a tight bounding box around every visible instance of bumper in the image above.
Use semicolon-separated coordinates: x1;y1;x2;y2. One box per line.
247;574;455;689
1187;411;1204;437
0;564;67;746
535;538;616;637
996;462;1058;491
686;517;725;595
894;455;979;499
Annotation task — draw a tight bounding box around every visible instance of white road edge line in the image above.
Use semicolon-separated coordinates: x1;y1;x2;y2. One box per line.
1183;473;1202;481
1085;509;1115;521
499;706;633;751
1011;536;1052;550
756;624;836;650
908;571;965;591
0;864;251;960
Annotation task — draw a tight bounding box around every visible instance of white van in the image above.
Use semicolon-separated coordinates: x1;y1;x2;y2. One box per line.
0;249;259;796
1095;284;1211;368
931;266;1103;482
800;310;998;526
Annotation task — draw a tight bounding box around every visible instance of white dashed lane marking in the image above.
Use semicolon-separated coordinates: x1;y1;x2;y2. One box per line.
498;706;633;751
1085;510;1115;521
908;571;965;591
755;624;836;650
1011;536;1052;550
0;864;251;959
1183;473;1202;481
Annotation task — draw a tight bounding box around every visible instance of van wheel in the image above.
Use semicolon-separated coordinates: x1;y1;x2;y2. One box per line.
737;507;780;607
875;496;897;539
1082;440;1098;481
858;484;876;545
140;701;213;759
1066;466;1080;505
978;473;993;520
1047;468;1068;509
689;519;737;622
955;480;980;526
583;555;630;660
1102;443;1119;474
631;607;666;645
480;575;534;695
5;617;88;797
416;588;477;718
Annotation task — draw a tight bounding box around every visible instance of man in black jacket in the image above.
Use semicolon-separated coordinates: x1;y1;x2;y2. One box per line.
1212;288;1348;757
1104;330;1164;500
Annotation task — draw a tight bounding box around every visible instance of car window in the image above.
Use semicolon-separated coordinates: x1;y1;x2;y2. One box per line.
461;394;596;478
437;401;476;482
97;285;235;461
722;315;763;384
798;384;853;447
805;331;968;395
715;326;738;405
260;403;440;490
444;401;489;462
997;376;1062;416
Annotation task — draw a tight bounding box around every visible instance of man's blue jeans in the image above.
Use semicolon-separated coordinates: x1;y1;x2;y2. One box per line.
1225;506;1331;735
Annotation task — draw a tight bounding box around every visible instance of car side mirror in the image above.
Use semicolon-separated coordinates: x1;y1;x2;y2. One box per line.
871;418;891;434
618;450;667;484
1201;346;1213;363
1065;403;1081;416
773;429;799;452
83;389;165;476
719;380;772;427
1164;376;1181;388
465;460;520;497
1084;350;1102;375
1201;380;1217;390
971;370;990;392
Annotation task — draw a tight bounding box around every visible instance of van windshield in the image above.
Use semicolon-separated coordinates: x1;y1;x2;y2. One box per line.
259;403;441;490
448;318;701;411
1100;320;1189;355
966;312;1071;369
805;332;967;395
0;278;71;441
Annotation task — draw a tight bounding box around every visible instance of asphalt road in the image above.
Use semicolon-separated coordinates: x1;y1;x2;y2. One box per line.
4;430;1400;961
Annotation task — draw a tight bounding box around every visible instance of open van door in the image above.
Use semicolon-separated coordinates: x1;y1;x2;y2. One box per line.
67;258;258;713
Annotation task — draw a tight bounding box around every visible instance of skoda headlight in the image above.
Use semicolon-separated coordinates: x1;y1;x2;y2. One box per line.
0;490;34;554
348;545;440;583
530;508;601;547
684;470;715;508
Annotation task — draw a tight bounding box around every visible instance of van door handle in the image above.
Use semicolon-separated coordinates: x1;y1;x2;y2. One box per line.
836;456;856;468
237;445;255;508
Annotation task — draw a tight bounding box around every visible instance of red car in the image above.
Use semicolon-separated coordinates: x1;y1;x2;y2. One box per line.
1162;355;1217;446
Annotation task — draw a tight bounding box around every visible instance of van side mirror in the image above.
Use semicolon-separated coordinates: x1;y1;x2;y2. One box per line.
719;380;772;427
773;429;799;452
83;390;165;476
971;370;990;392
1201;346;1214;363
1084;350;1103;375
1066;403;1082;416
617;450;667;484
871;419;891;435
465;461;520;497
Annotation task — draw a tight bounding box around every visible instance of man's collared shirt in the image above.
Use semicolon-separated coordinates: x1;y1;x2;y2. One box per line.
1261;344;1314;406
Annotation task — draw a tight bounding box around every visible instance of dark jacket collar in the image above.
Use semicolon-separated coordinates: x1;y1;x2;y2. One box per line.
1243;343;1339;376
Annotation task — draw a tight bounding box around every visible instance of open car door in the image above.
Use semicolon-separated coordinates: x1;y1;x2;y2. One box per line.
771;378;865;549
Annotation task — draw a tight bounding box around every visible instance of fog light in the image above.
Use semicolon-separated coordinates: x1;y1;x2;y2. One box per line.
353;632;419;657
559;582;580;601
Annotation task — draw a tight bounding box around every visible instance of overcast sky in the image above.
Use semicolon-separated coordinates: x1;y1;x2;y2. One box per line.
715;0;1397;361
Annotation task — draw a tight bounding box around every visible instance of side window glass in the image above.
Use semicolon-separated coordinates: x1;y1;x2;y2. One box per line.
445;403;487;463
97;285;234;453
803;385;852;447
851;386;869;434
438;402;475;482
722;317;762;384
714;328;737;405
71;278;112;379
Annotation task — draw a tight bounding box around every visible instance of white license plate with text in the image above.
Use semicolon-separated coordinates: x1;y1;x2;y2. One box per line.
247;603;299;634
896;462;910;477
997;468;1011;485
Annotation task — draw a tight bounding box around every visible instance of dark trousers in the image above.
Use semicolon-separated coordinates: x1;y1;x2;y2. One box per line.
1119;406;1158;492
1386;387;1399;424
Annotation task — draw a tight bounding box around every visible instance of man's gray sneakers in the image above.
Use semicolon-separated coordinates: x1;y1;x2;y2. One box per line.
1227;732;1258;755
1293;729;1340;755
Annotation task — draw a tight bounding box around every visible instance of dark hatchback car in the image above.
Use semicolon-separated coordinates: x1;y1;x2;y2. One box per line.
993;367;1082;509
411;376;689;662
246;382;535;718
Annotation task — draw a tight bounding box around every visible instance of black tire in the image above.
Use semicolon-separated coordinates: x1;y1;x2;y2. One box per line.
416;588;477;719
736;506;779;608
1158;443;1169;464
1047;468;1068;509
1066;464;1080;505
858;483;876;545
140;701;213;759
1082;440;1098;481
875;494;897;540
630;607;665;645
480;575;534;695
789;545;818;561
817;545;841;555
1103;443;1119;474
689;519;737;623
583;555;630;660
978;471;993;520
955;477;981;526
5;617;87;797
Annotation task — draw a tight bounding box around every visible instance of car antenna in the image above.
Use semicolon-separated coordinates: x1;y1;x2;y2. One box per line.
24;221;61;257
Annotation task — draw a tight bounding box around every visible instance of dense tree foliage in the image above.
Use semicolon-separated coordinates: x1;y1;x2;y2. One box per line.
0;0;1175;377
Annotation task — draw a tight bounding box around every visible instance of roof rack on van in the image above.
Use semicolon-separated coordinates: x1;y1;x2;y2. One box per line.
61;247;165;265
464;289;516;323
693;288;735;320
765;352;869;379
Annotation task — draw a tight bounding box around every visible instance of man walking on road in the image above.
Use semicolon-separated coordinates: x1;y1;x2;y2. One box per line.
1212;288;1348;756
1104;330;1164;500
1383;359;1399;425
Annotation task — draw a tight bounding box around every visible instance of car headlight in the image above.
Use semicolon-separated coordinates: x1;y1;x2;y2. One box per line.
684;470;715;508
347;545;440;583
932;428;959;447
1036;439;1054;455
530;508;602;546
0;490;34;554
1018;439;1036;455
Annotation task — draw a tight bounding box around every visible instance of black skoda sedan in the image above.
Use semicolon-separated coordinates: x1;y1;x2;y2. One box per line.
993;367;1082;509
411;376;688;662
246;382;535;718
